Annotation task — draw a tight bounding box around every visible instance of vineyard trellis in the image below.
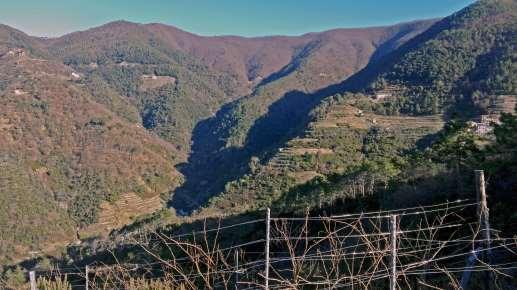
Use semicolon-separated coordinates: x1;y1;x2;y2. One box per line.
7;171;517;290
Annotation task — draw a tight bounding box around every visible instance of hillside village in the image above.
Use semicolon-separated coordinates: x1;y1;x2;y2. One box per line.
471;95;517;134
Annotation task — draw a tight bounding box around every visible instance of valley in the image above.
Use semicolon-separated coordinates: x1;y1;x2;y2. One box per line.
0;18;438;263
0;1;516;288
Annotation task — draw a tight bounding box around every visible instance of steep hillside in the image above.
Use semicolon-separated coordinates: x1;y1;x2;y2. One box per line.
0;19;438;262
170;21;436;211
2;2;516;285
39;20;436;155
198;0;516;216
43;21;242;152
346;0;516;115
4;19;436;213
0;43;183;263
202;93;445;215
0;25;49;59
6;2;510;262
52;20;433;95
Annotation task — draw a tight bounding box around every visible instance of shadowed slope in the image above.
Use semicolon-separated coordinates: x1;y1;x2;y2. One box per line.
170;20;437;212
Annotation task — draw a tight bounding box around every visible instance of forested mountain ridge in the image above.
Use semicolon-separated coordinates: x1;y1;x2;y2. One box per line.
78;1;515;258
44;20;435;95
0;25;50;59
345;0;517;115
42;19;436;152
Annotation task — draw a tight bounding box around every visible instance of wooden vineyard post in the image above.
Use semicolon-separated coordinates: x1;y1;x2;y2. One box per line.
85;265;90;290
475;170;493;289
475;170;491;255
29;270;36;290
460;170;494;289
265;208;271;290
390;215;398;290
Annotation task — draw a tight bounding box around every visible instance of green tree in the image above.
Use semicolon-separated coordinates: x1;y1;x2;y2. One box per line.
68;194;101;227
485;111;517;175
2;266;26;289
426;119;481;192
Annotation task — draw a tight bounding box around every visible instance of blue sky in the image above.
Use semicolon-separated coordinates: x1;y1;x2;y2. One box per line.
2;0;475;37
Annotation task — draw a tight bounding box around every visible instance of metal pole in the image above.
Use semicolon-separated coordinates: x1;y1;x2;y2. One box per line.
235;249;239;290
265;208;271;290
29;271;36;290
85;265;90;290
390;215;398;290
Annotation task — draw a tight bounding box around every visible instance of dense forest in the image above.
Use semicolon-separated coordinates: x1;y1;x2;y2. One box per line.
348;0;516;116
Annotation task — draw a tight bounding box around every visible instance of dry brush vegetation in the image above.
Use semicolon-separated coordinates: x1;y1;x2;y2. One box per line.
6;200;515;289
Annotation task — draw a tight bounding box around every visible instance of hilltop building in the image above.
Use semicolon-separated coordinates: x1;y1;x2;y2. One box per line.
371;85;404;101
472;95;516;135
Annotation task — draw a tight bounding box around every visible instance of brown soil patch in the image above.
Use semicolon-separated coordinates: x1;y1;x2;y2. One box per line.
288;148;334;155
83;192;164;237
139;75;177;91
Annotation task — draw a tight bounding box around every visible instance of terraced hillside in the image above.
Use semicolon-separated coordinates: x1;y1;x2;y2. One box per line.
40;20;436;155
489;95;517;114
83;192;164;237
203;94;445;215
